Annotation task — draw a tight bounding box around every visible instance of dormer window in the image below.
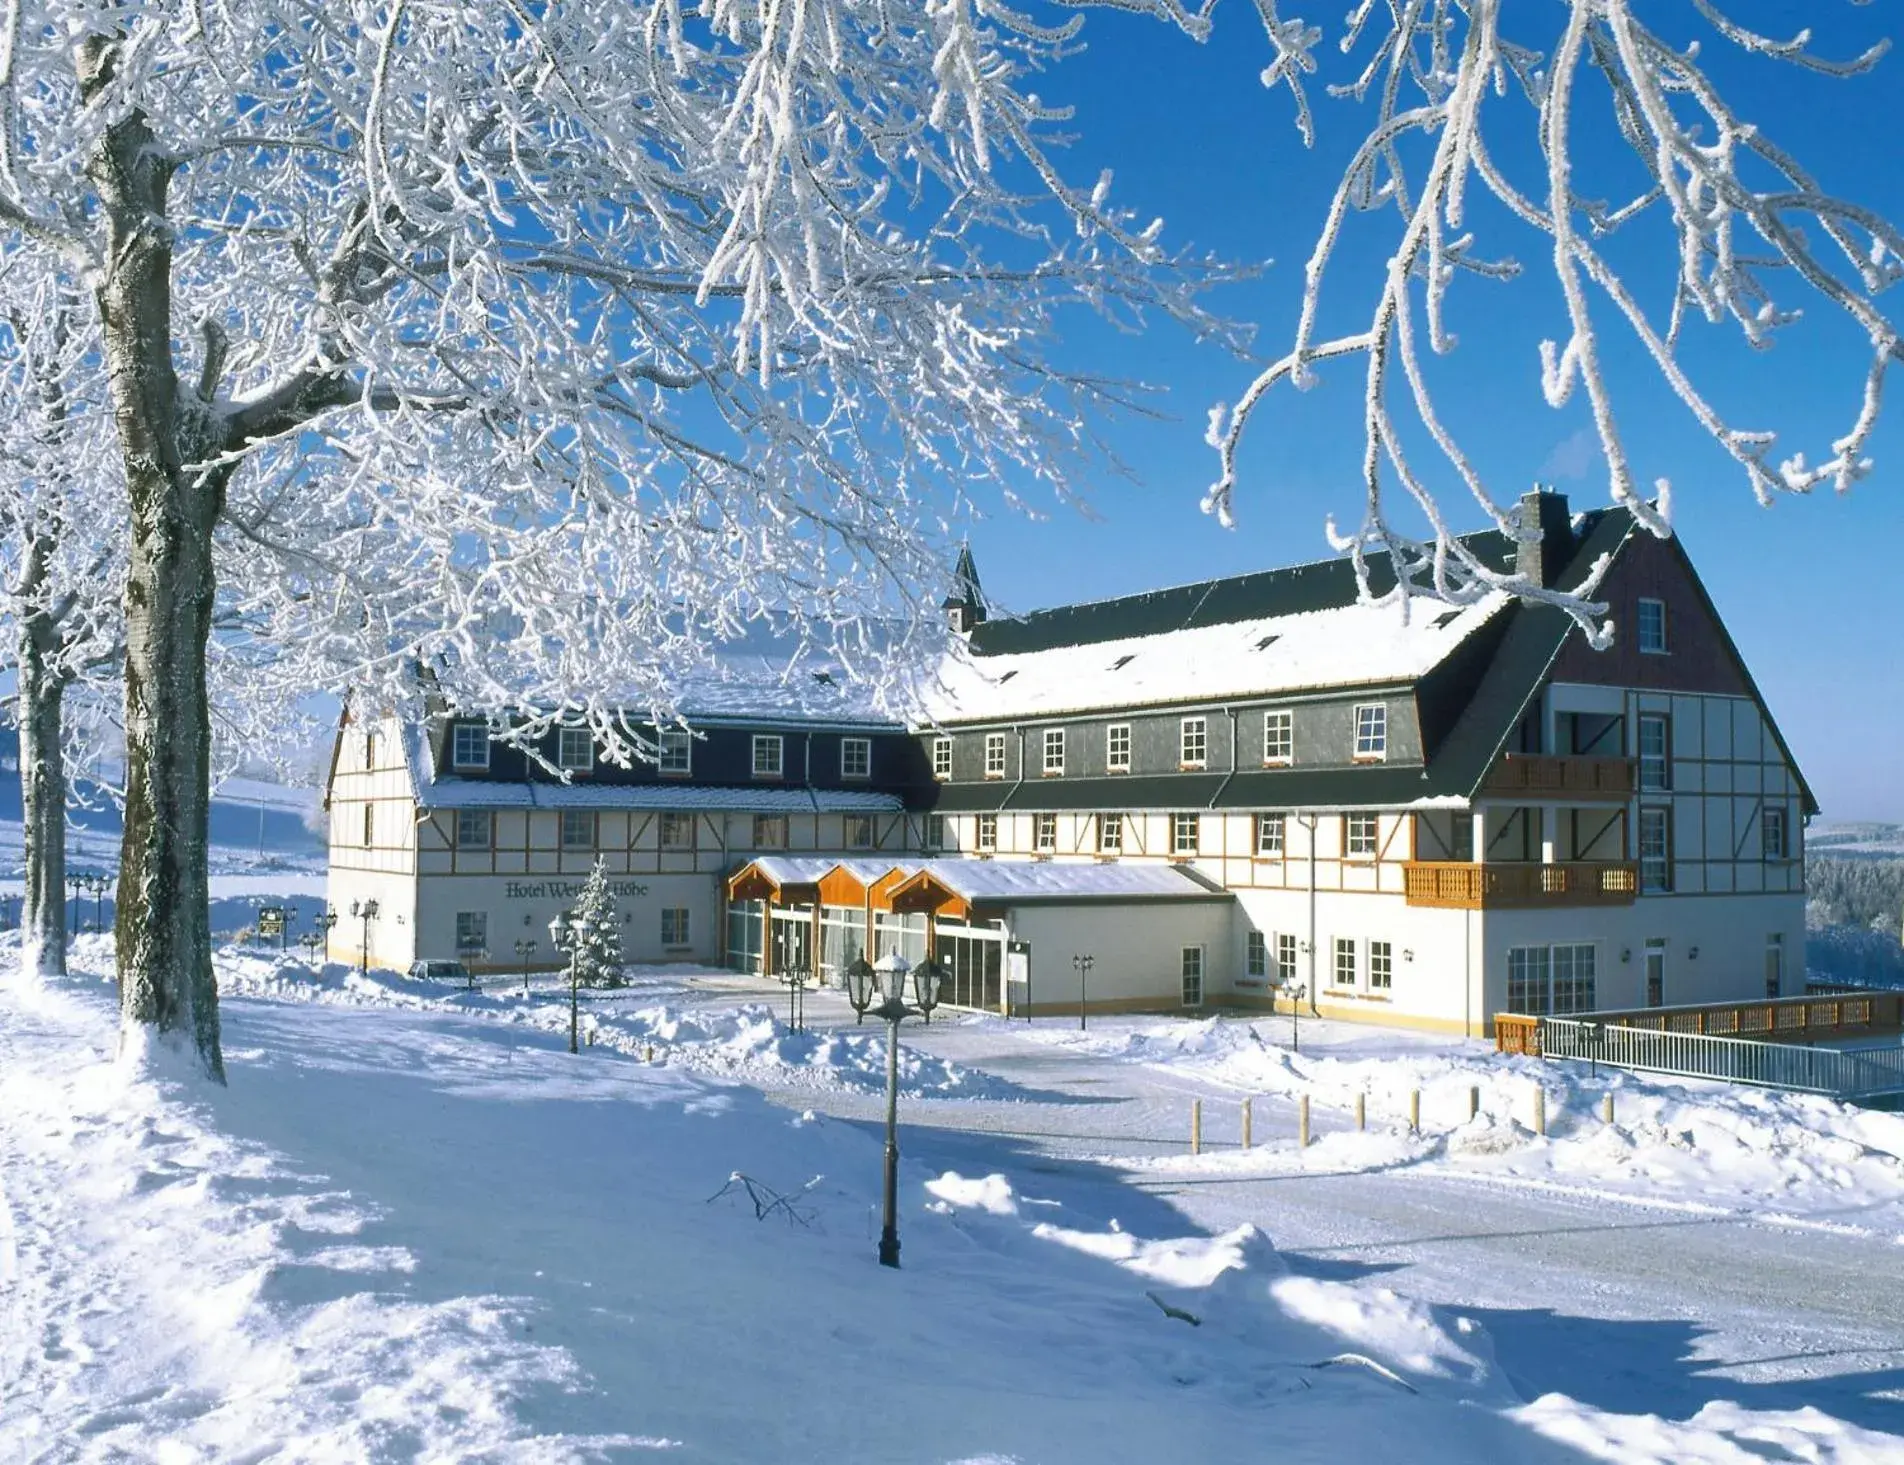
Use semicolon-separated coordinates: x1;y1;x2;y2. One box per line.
1042;728;1065;776
658;729;692;776
841;737;871;780
1637;597;1668;654
1353;704;1387;761
451;723;490;770
557;727;592;772
752;734;784;779
1180;717;1207;770
932;737;952;780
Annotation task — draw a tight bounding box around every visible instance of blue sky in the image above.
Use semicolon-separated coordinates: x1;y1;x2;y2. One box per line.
950;5;1904;822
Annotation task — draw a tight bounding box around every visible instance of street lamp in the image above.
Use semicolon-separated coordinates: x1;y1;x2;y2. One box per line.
513;937;538;995
67;871;86;935
1072;953;1095;1031
842;951;943;1269
550;910;581;1054
1286;982;1308;1054
319;907;339;963
349;898;379;977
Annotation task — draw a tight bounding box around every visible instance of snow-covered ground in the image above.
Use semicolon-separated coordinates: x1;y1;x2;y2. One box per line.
5;944;1903;1461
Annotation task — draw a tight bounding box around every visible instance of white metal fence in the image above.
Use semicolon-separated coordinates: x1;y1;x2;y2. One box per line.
1536;1017;1904;1102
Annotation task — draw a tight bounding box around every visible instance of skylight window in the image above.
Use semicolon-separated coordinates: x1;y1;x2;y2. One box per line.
1431;611;1461;630
997;670;1018;683
1110;654;1136;671
1255;634;1279;651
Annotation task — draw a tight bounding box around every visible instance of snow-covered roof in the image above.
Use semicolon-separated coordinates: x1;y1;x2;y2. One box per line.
416;779;904;814
920;593;1510;725
902;859;1229;904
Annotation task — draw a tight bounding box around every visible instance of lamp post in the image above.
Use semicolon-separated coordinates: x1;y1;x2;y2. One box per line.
301;930;323;965
514;937;538;995
349;898;379;977
788;961;808;1033
83;872;111;933
319;907;339;963
68;871;86;935
1287;982;1307;1054
1071;953;1095;1031
843;952;944;1268
550;910;580;1054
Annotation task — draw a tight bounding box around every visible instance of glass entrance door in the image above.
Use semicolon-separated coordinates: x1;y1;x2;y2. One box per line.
1645;940;1666;1007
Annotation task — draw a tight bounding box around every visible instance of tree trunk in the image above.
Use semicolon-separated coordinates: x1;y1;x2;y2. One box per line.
18;614;68;981
87;67;227;1081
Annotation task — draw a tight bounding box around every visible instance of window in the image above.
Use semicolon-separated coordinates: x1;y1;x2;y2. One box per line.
1354;703;1388;760
1263;709;1293;764
455;809;491;849
659;812;695;851
1508;943;1597;1015
451;723;490;769
661;907;691;947
1035;812;1057;852
1255;812;1285;857
362;804;374;847
455;911;487;956
657;729;692;776
1171;812;1199;856
1180;717;1207;769
984;733;1007;778
560;810;594;850
1097;812;1123;854
1645;939;1667;1006
925;813;948;850
557;727;592;772
1181;947;1204;1007
1637;713;1671;791
1042;728;1065;776
1345;812;1379;858
841;737;871;780
1276;934;1298;987
752;814;789;849
1369;940;1393;992
1637;597;1668;654
1332;938;1357;988
933;737;952;780
1246;931;1267;979
1762;806;1788;861
1106;723;1132;773
1765;933;1785;999
978;812;998;851
845;813;875;849
1551;944;1596;1014
752;734;784;778
1639;806;1672;892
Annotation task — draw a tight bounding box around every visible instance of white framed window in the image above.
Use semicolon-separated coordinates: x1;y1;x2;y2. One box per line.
925;813;948;850
978;812;998;851
454;809;491;849
657;729;692;776
1097;812;1123;854
1246;931;1267;979
844;813;875;849
659;812;695;851
1639;806;1672;892
1035;812;1057;852
1637;713;1670;791
1507;945;1550;1014
1637;597;1668;654
1551;943;1597;1014
1762;806;1788;861
1353;703;1388;760
362;803;374;847
455;911;487;955
661;907;691;947
1180;716;1207;769
1180;947;1204;1007
1042;728;1065;776
557;727;592;772
560;810;594;850
1263;709;1292;764
451;723;490;770
752;734;784;779
984;732;1007;779
841;737;871;780
1369;940;1393;992
1345;812;1379;858
1276;934;1298;986
1106;723;1132;773
1255;812;1285;857
1171;812;1199;856
752;813;789;849
1332;938;1357;988
933;737;952;780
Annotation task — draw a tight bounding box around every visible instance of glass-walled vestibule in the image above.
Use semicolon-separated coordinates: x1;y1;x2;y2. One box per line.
724;899;1004;1011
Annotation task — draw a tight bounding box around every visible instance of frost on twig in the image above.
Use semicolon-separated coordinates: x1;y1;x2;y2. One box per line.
706;1171;825;1227
1170;0;1898;642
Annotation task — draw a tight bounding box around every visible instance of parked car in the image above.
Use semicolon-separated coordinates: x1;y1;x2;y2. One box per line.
407;959;474;987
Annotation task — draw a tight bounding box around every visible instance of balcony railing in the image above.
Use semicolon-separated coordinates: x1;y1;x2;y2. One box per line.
1484;753;1635;799
1402;860;1639;910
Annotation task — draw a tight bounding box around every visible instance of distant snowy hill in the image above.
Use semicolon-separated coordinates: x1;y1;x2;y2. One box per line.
1810;821;1904;857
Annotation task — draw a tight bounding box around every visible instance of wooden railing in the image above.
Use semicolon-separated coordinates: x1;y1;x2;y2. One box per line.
1484;752;1635;798
1403;861;1639;910
1576;991;1904;1043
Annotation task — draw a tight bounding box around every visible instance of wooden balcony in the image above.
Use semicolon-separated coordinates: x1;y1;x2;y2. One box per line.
1402;860;1639;910
1484;753;1634;799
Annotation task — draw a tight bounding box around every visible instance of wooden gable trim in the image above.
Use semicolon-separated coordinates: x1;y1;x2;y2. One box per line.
888;870;973;920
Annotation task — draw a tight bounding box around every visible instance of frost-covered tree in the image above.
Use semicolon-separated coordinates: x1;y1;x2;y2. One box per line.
1162;2;1903;638
0;1;1229;1078
564;862;626;993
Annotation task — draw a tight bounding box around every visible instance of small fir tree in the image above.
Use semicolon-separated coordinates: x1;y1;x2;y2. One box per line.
568;861;626;991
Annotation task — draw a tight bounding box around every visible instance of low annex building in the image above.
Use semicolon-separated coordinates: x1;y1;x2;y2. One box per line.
325;492;1814;1035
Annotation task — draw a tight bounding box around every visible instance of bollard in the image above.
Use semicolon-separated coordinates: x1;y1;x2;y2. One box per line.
1469;1085;1480;1121
1354;1092;1366;1132
643;1042;654;1063
1533;1086;1547;1137
587;1029;595;1047
1408;1089;1421;1134
1601;1093;1614;1126
1298;1094;1311;1150
1241;1097;1253;1152
1191;1099;1203;1156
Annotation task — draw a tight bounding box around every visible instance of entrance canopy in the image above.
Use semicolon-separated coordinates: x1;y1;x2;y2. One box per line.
887;859;1228;921
725;857;927;909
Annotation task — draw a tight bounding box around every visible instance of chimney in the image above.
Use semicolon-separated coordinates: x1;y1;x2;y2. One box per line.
1515;488;1573;590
